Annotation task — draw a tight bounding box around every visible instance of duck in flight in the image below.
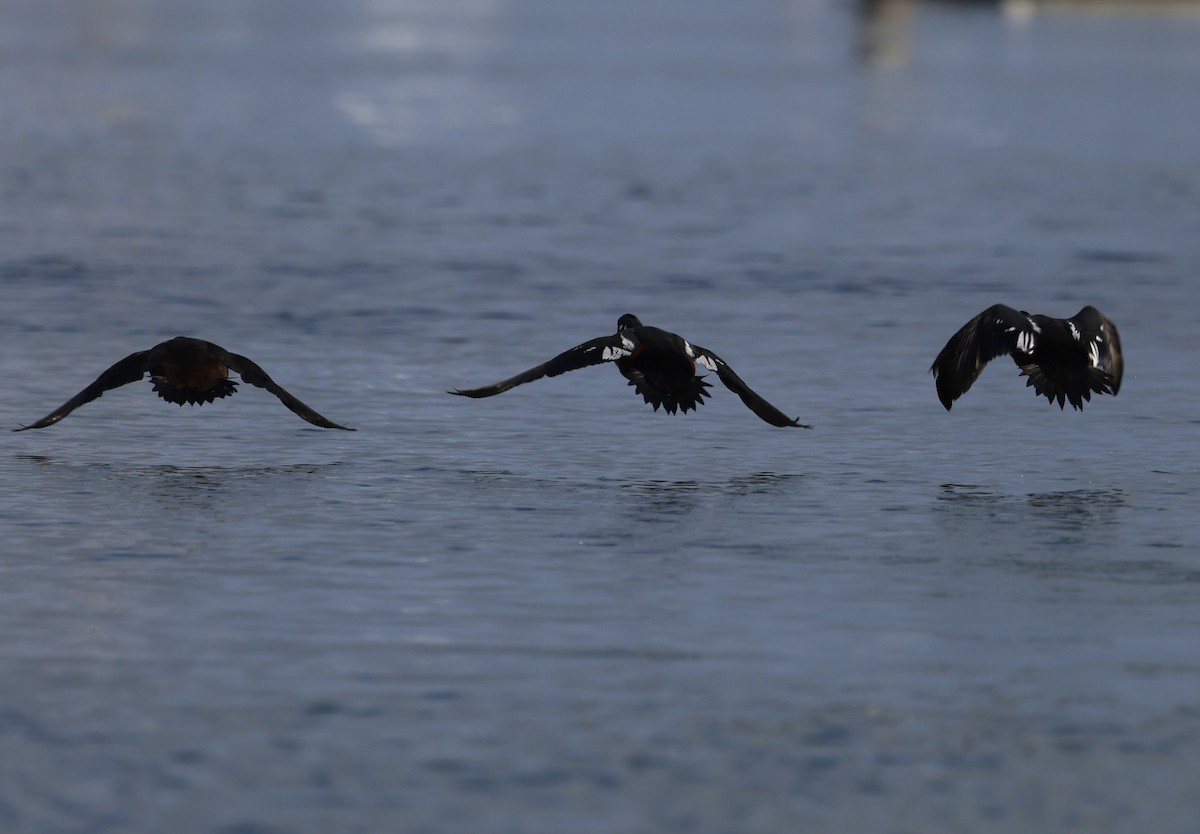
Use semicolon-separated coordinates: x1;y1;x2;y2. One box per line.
451;314;809;428
14;336;354;431
931;305;1123;411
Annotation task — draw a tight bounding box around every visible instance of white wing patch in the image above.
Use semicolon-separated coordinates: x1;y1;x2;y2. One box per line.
1015;330;1037;354
694;353;720;372
601;335;636;361
1067;321;1080;341
601;344;632;361
1088;340;1101;368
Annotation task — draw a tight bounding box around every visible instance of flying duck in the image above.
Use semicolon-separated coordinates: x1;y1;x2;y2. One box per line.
931;305;1123;411
451;314;809;428
14;336;354;431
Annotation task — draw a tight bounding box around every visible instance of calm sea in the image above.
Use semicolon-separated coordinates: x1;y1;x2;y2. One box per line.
2;1;1198;832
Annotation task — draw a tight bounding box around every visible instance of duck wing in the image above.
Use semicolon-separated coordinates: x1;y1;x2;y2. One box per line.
14;349;152;431
451;332;637;398
930;304;1031;410
1069;306;1123;395
220;348;354;430
689;343;809;428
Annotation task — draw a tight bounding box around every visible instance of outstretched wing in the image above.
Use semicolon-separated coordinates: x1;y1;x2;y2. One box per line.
221;349;354;430
450;333;636;398
1069;305;1123;395
930;304;1030;410
688;343;809;428
14;349;152;431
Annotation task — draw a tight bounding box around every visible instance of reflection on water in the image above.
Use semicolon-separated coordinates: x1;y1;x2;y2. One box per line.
725;472;806;496
17;453;336;482
937;482;1125;512
929;484;1200;582
854;0;1200;71
336;0;511;146
856;0;918;68
3;0;1200;831
617;479;702;524
935;482;1126;538
15;453;342;517
602;472;805;526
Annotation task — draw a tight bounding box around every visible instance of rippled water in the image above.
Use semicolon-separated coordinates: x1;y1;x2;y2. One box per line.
2;1;1199;832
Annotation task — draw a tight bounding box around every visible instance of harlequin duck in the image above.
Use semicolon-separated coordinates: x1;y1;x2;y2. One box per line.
931;305;1123;411
452;314;809;428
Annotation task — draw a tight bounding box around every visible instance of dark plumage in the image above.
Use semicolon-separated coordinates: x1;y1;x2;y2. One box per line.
931;305;1123;411
451;314;809;428
14;336;354;431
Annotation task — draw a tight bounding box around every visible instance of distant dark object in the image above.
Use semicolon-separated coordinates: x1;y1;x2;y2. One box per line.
15;336;354;431
452;314;809;428
931;305;1123;411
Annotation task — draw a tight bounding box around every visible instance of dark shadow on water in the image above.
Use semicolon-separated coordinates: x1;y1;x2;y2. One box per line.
725;471;806;496
935;483;1126;539
18;453;337;479
619;479;703;524
615;472;805;525
456;469;806;538
934;482;1127;554
13;455;349;560
16;453;342;507
933;484;1199;583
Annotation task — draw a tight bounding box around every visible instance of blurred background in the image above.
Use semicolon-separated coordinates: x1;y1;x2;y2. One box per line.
1;1;1198;832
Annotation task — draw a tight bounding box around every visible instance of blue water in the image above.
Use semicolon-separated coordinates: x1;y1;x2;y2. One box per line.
2;1;1199;832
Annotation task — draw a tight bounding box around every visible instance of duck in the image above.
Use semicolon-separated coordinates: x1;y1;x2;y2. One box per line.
931;305;1123;411
14;336;354;431
451;314;809;428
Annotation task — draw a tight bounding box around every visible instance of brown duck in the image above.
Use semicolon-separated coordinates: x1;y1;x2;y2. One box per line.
15;336;353;431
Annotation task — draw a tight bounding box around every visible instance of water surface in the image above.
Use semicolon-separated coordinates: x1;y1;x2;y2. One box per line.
2;1;1199;832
